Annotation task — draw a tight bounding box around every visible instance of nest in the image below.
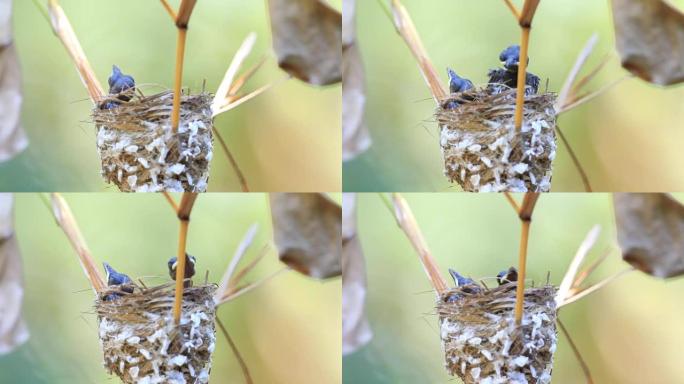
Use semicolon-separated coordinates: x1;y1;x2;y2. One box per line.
92;90;214;192
436;87;557;192
437;284;558;384
96;283;217;384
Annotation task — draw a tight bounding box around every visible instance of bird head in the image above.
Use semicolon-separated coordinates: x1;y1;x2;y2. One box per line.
496;266;519;285
108;65;136;95
499;45;528;72
168;253;197;280
447;67;474;94
103;262;132;286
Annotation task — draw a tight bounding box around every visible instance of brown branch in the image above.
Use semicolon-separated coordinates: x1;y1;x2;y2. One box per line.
503;0;521;19
170;0;197;133
556;126;592;192
503;192;520;214
212;127;249;192
558;318;594;384
176;0;197;29
50;193;106;293
391;193;448;296
514;192;539;325
216;318;253;384
173;193;198;325
513;0;541;132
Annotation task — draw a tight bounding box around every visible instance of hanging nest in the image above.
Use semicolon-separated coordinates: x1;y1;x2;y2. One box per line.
437;283;558;384
92;89;214;192
96;282;217;384
436;87;557;192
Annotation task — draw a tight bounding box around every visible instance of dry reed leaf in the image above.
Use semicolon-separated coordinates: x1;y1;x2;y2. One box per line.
0;1;27;162
215;224;258;303
342;2;371;161
0;194;29;355
47;0;104;103
391;193;448;295
612;0;684;85
50;193;106;292
555;34;598;112
342;194;372;355
269;193;342;279
267;0;342;85
614;193;684;278
389;0;446;102
555;225;600;307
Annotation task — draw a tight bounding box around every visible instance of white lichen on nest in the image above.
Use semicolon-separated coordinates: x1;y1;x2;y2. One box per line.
436;87;557;192
93;90;213;192
438;284;558;384
96;283;217;384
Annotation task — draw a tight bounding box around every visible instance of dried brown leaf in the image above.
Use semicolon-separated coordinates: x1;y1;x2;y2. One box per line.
614;193;684;278
342;194;372;355
612;0;684;85
0;194;29;354
270;193;342;279
267;0;342;85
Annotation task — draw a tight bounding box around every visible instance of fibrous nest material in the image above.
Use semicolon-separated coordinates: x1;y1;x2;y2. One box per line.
96;283;217;384
92;90;214;192
437;284;558;384
436;87;557;192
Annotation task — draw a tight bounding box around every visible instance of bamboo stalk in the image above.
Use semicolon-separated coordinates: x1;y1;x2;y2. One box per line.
173;193;198;325
171;28;188;133
514;192;539;325
50;193;106;293
391;193;448;296
513;0;541;132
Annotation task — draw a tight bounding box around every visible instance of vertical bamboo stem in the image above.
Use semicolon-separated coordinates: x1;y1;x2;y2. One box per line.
514;220;530;325
172;28;188;133
514;27;530;131
173;220;189;324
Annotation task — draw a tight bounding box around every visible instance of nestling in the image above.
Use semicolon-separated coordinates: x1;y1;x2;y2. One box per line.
487;45;540;95
102;262;134;300
443;67;474;110
496;266;519;286
168;253;196;287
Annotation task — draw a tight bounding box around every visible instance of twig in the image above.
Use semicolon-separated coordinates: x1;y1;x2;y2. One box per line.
503;0;521;19
558;318;594;384
159;0;177;20
557;75;628;114
215;224;259;302
559;268;634;308
173;193;198;325
216;268;289;305
388;0;446;102
228;244;272;290
503;192;520;213
556;126;592;192
212;127;250;192
162;192;179;213
47;0;104;104
50;193;106;293
391;193;448;296
514;192;539;326
216;318;253;384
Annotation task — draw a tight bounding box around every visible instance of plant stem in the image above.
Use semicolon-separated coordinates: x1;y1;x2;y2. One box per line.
171;28;187;133
159;0;177;20
556;126;592;192
514;219;530;325
558;318;594;384
173;219;189;325
213;127;249;192
514;27;530;131
217;318;253;384
503;0;520;19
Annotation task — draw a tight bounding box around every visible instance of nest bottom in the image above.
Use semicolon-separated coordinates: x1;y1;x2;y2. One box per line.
96;283;217;384
438;285;558;384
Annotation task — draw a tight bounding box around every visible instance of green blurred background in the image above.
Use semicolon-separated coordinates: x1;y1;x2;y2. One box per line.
0;193;340;383
0;0;341;192
343;0;684;192
344;193;684;383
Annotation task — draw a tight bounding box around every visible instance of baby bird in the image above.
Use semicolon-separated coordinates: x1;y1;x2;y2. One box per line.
102;262;134;301
108;65;136;100
168;253;197;287
443;68;474;110
448;268;482;294
496;266;519;286
487;45;540;95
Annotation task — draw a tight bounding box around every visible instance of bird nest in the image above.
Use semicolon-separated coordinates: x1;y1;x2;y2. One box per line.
92;90;214;192
95;283;217;384
436;87;557;192
437;284;558;384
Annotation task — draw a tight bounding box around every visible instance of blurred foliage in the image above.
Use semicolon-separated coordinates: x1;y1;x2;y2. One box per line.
343;193;684;383
0;193;340;383
0;0;341;192
343;0;684;192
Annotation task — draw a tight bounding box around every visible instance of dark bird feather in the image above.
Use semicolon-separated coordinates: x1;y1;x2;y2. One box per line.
487;45;539;95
